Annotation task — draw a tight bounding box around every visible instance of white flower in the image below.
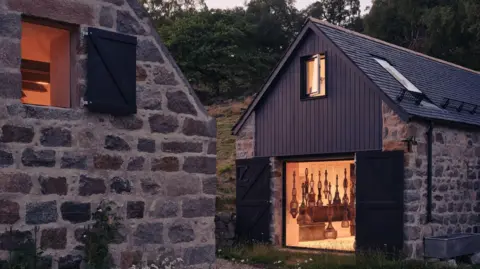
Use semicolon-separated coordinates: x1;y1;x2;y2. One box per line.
309;258;313;261
240;260;244;263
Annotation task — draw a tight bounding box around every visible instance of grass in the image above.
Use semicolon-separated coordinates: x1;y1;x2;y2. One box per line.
218;244;479;269
207;97;252;213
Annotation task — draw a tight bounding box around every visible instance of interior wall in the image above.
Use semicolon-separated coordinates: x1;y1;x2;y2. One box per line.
285;160;355;251
21;22;70;107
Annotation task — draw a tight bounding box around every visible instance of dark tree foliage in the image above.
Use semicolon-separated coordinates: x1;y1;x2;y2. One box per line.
364;0;480;70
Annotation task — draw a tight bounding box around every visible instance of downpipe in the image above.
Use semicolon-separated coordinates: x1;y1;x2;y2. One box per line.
426;122;433;223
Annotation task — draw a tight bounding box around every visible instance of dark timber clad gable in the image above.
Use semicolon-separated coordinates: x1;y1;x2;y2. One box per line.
255;29;383;157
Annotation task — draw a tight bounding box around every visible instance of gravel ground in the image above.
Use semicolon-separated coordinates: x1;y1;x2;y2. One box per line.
214;259;260;269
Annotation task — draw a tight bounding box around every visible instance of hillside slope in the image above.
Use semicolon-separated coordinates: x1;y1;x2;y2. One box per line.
208;97;252;212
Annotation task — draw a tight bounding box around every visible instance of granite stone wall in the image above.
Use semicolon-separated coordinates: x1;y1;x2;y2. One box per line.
0;0;216;268
270;157;283;246
382;102;480;259
235;113;255;160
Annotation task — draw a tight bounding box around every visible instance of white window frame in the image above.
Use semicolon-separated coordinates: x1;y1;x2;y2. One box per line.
305;54;326;97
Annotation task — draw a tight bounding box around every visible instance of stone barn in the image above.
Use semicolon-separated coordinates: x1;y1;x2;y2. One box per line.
233;17;480;259
0;0;216;268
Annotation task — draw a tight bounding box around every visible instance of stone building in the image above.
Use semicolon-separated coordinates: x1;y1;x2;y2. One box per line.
0;0;216;268
233;17;480;259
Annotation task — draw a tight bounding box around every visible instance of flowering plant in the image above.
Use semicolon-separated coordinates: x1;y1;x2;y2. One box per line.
84;200;121;269
128;256;184;269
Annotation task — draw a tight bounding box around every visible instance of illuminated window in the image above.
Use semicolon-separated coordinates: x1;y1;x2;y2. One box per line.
303;54;326;97
21;21;72;108
285;160;355;251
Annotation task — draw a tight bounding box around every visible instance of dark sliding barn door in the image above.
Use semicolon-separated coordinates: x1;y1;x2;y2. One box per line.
356;150;404;256
236;157;271;243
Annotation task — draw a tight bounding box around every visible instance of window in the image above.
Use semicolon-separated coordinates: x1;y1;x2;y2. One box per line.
285;160;355;251
303;54;326;98
21;21;72;108
373;57;422;94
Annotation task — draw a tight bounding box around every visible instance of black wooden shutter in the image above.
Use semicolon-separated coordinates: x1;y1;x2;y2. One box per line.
356;150;404;256
236;157;271;243
85;28;137;115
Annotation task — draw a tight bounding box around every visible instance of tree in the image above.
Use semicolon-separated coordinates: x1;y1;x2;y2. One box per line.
245;0;304;54
302;0;362;30
158;9;279;103
140;0;206;22
364;0;480;70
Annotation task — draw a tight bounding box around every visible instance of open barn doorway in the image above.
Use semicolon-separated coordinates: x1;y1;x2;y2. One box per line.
285;160;356;251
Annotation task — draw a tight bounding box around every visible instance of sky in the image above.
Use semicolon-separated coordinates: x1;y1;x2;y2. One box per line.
204;0;373;13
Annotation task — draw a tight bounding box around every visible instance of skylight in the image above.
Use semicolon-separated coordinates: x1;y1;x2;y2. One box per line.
374;58;422;94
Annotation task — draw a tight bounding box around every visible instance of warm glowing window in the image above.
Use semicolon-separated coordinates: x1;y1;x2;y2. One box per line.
285;160;355;251
21;21;71;108
304;54;326;97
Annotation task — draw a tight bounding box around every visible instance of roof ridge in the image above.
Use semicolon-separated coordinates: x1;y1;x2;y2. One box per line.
309;17;480;75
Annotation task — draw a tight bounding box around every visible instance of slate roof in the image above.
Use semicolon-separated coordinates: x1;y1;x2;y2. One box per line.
312;19;480;127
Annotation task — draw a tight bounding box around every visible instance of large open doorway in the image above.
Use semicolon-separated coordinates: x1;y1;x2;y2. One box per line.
285;160;356;251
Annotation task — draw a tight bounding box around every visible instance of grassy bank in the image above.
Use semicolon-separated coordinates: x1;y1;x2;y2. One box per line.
207;97;251;212
218;244;478;269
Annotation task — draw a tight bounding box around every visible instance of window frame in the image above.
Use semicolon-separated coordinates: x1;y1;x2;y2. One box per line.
21;15;79;108
300;53;327;100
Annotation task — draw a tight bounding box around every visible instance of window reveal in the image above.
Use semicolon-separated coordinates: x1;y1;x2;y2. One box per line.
304;54;326;97
21;21;72;108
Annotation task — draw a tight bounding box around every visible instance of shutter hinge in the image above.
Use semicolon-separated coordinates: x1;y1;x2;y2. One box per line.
81;28;90;37
81;98;92;106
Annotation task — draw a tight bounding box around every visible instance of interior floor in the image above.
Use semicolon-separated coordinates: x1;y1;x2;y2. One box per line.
297;236;355;251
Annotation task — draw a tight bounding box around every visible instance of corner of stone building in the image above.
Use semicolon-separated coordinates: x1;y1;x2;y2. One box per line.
235;112;255;160
382;101;480;260
0;0;217;268
382;101;429;259
270;157;283;246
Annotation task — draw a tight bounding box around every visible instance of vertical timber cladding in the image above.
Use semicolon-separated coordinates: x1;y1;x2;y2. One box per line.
356;150;404;256
236;157;272;243
254;30;383;157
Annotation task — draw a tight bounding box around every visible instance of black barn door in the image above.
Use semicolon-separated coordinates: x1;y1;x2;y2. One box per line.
236;157;271;243
356;150;404;256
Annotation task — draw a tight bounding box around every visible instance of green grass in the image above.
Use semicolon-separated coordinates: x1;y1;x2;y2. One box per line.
218;244;478;269
208;99;251;213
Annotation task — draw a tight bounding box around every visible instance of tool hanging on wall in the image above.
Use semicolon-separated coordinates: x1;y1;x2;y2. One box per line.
324;180;338;239
317;170;323;207
333;174;342;205
341;168;350;228
290;170;298;218
308;170;316;208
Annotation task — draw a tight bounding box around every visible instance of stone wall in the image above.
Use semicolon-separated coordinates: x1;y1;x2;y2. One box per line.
270;157;283;246
235;113;255;159
0;0;216;268
382;102;480;259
